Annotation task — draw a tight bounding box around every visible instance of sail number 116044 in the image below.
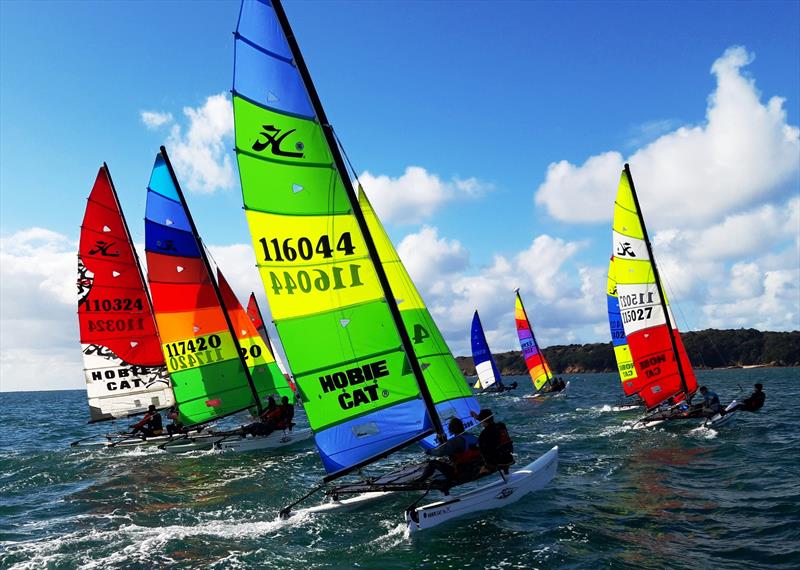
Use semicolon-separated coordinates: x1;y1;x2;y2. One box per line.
258;232;355;263
268;264;363;296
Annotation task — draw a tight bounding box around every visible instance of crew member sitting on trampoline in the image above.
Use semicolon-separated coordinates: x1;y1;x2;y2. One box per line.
417;417;482;485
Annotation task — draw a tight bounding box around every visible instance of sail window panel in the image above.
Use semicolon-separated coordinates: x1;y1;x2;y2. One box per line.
293;348;422;432
314;399;431;473
146;253;207;284
234;38;314;118
233;97;331;165
148;282;219;314
154;307;230;342
169;359;253;424
276;301;401;375
144;219;201;258
237;153;350;216
147;156;181;202
145;191;192;232
237;0;293;62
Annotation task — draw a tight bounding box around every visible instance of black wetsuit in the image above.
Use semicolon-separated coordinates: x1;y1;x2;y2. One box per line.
733;390;765;413
478;422;514;472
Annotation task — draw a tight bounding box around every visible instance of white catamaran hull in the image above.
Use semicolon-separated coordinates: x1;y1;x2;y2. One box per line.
73;429;209;448
298;491;395;516
405;446;558;533
704;400;738;428
528;381;570;399
162;428;313;454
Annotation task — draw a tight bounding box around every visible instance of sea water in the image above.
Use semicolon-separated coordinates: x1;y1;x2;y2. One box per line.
1;368;798;569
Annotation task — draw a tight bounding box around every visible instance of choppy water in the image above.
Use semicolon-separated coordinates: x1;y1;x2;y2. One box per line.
1;368;798;569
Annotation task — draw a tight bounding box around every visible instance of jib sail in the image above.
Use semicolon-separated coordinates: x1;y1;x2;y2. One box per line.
359;191;479;442
471;311;503;390
606;257;639;395
612;164;697;409
514;290;553;393
233;0;442;476
78;164;174;422
144;148;276;425
246;292;293;386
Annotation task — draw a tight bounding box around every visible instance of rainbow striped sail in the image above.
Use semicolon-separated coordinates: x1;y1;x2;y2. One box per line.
233;0;440;476
515;290;553;393
606;257;639;395
359;190;479;442
612;165;697;410
144;149;282;426
78;165;174;422
471;310;503;390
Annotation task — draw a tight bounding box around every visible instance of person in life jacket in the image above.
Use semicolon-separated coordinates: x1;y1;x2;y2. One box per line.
166;405;184;435
728;383;766;414
417;417;482;484
274;395;295;431
243;396;281;437
694;386;721;417
130;405;163;437
473;409;514;474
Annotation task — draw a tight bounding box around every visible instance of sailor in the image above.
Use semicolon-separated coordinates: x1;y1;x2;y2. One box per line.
418;417;482;484
551;377;565;392
275;395;295;431
729;383;766;413
697;386;721;417
473;409;514;474
244;396;281;437
166;405;183;435
130;405;163;437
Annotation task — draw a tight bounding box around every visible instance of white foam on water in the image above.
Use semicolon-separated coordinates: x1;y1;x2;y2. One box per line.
363;521;410;552
689;425;718;440
597;424;633;438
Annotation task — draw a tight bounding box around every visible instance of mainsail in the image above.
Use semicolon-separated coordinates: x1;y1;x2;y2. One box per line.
514;290;553;393
471;311;503;390
359;191;479;442
233;0;443;477
606;257;639;395
144;148;279;426
612;164;697;409
78;164;174;422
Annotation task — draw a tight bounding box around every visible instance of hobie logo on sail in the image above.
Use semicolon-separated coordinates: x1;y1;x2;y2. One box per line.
89;240;120;257
616;242;636;258
318;359;390;410
252;124;305;158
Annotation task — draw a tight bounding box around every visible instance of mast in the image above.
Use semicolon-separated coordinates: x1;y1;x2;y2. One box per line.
159;146;264;415
623;163;690;398
103;163;158;318
515;288;553;387
269;0;445;440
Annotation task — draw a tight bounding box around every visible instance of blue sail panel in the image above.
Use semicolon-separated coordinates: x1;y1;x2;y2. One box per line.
419;396;481;450
237;0;292;60
314;400;431;474
470;311;502;389
144;220;200;259
147;155;180;202
607;295;627;347
145;190;192;232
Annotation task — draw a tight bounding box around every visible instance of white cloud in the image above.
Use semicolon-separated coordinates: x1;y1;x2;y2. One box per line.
140;93;235;194
140;111;174;130
359;166;491;225
535;46;800;229
396;226;469;290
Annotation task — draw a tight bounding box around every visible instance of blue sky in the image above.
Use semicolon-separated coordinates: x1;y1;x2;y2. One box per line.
1;1;798;391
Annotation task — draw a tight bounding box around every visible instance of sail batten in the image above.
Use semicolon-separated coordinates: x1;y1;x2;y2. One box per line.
78;165;174;422
612;164;697;409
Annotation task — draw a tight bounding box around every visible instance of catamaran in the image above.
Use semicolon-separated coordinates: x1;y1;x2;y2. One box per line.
231;0;557;531
142;148;311;453
514;289;568;398
471;310;517;393
73;164;204;448
610;164;718;427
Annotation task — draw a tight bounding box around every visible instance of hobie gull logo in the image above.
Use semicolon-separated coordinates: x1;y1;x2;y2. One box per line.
496;488;514;500
616;242;636;258
252;124;305;158
89;240;120;257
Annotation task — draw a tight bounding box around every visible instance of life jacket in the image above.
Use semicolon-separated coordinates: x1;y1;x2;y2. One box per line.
496;423;513;455
452;433;481;467
274;404;294;429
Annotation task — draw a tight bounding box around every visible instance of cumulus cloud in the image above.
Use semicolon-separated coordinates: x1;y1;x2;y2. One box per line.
396;226;469;290
535;46;800;229
140;93;235;194
359;166;491;224
140;111;174;130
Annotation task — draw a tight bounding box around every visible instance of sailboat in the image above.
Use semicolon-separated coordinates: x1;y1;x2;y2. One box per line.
232;0;557;531
606;257;643;411
246;292;295;392
471;310;517;393
72;164;202;448
142;147;311;453
514;289;568;398
611;164;706;426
